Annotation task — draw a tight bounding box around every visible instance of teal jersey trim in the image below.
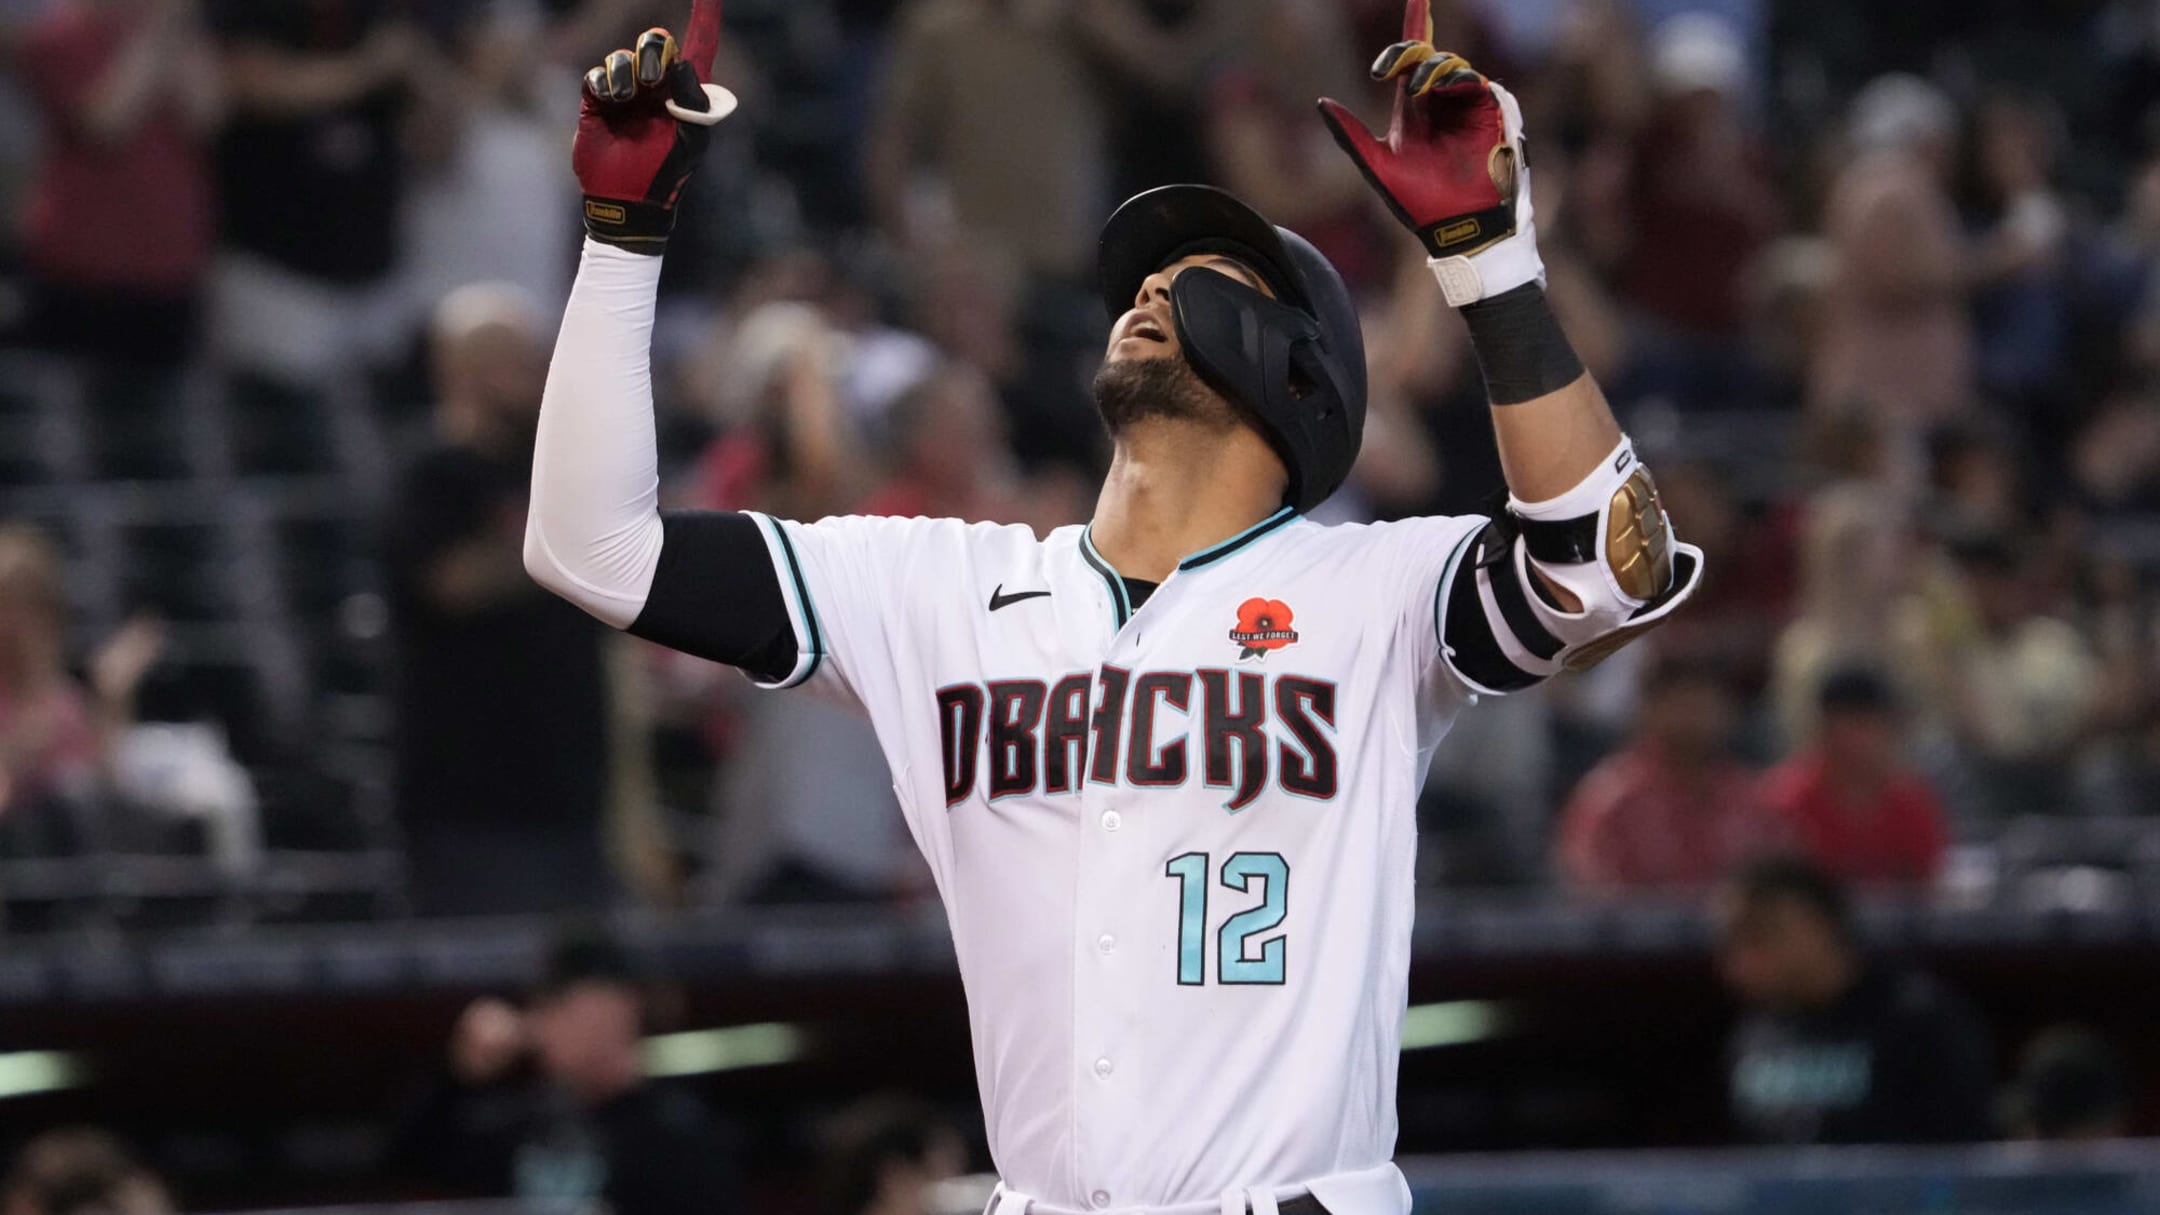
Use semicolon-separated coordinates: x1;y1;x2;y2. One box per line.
1078;507;1298;627
1079;528;1132;628
1176;507;1299;572
760;515;825;688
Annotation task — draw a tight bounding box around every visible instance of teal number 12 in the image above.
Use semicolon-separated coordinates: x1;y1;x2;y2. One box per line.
1164;851;1288;985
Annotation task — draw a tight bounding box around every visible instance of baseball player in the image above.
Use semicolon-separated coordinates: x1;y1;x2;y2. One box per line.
526;2;1703;1213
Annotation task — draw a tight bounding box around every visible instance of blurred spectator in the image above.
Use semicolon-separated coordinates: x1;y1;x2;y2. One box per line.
1912;531;2101;821
1927;420;2027;537
1716;855;1995;1144
0;525;96;844
1757;668;1949;887
16;0;221;368
817;1095;968;1215
1618;14;1778;342
1422;687;1556;888
702;680;925;904
862;0;1118;481
688;299;865;520
1646;460;1792;694
1768;483;1921;749
902;241;1103;470
1811;74;1974;430
386;285;630;916
861;361;1017;521
1741;235;1832;412
1529;0;1646;277
1073;0;1231;199
388;930;739;1215
1966;93;2074;415
208;0;453;382
865;0;1109;282
2132;149;2160;376
2068;388;2160;519
1556;657;1783;894
675;297;918;904
402;2;580;322
2067;544;2160;815
0;526;166;857
1201;0;1391;295
2001;1026;2132;1142
1;1129;173;1215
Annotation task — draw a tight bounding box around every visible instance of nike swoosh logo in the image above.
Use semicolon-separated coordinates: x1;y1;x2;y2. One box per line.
989;584;1053;612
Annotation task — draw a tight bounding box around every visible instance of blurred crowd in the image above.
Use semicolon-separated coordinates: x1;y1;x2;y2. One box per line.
0;0;2157;919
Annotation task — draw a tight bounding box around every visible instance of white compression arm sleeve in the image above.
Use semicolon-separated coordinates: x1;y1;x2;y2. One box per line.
523;239;669;629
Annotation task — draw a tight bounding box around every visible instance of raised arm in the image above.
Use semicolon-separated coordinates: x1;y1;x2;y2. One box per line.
220;22;417;119
524;5;794;678
1322;12;1699;689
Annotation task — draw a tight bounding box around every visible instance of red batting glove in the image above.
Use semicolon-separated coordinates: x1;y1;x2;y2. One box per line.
573;0;738;254
1317;0;1543;306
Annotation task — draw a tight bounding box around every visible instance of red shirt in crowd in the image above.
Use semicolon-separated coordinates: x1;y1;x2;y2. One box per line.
1557;746;1785;893
20;5;214;295
1619;102;1780;335
1755;750;1948;886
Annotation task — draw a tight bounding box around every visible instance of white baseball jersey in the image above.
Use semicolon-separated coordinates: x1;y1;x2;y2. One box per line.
745;505;1492;1214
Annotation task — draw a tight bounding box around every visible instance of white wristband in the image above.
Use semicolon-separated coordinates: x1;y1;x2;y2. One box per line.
1429;235;1545;307
1428;79;1546;307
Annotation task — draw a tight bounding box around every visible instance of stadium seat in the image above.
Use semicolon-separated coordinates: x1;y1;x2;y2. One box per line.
83;367;193;482
226;374;338;477
116;519;230;623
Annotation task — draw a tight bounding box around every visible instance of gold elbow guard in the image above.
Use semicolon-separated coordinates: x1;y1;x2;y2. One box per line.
1563;465;1691;672
1605;467;1674;603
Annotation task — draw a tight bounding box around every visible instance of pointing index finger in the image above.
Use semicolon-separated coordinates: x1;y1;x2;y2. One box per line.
682;0;722;82
1400;0;1432;45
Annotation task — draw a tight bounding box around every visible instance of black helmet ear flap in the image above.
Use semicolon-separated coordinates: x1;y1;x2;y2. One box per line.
1169;266;1357;513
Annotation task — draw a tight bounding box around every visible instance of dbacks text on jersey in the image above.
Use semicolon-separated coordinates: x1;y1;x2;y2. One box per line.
937;667;1340;811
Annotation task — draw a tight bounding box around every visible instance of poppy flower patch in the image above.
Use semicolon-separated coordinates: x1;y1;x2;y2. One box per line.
1230;597;1299;660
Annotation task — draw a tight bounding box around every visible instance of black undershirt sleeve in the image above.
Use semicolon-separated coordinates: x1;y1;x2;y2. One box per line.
626;511;798;682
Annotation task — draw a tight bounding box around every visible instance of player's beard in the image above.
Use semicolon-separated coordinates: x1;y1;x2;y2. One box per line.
1091;355;1239;435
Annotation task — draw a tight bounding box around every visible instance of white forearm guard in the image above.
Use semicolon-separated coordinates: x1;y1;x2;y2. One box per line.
1507;439;1702;668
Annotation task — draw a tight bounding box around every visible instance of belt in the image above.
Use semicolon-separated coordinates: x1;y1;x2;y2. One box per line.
985;1192;1328;1215
984;1161;1403;1215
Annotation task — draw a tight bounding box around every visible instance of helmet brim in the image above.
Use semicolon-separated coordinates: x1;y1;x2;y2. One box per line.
1097;185;1310;320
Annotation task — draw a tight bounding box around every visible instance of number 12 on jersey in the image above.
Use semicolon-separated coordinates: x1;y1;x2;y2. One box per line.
1165;852;1289;985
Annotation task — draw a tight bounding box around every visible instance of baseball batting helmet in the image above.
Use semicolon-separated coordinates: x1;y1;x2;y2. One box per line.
1097;185;1368;514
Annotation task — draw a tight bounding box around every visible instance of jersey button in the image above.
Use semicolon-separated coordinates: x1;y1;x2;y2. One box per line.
1093;1056;1113;1078
1090;1192;1111;1209
1097;933;1116;953
1100;810;1122;832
